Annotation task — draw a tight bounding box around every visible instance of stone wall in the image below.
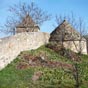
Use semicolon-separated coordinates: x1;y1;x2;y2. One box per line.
63;40;87;54
0;32;50;70
16;26;40;33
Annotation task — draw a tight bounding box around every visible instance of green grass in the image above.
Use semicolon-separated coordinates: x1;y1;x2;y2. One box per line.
0;59;34;88
0;45;88;88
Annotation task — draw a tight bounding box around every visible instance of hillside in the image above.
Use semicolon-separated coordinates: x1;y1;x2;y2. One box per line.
0;32;49;70
0;45;88;88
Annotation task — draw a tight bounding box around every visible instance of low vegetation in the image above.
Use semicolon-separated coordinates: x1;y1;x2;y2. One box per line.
0;45;88;88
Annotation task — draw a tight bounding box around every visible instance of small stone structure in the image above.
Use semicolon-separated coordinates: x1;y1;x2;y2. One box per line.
0;32;50;70
16;14;40;33
49;20;87;54
0;19;87;70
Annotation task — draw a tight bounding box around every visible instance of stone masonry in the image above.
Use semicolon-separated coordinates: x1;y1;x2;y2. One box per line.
0;32;50;70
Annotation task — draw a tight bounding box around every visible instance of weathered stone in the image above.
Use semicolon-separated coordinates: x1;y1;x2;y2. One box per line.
0;32;50;70
49;20;87;54
16;14;40;33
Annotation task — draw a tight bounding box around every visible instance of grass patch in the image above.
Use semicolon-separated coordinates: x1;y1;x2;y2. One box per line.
0;45;88;88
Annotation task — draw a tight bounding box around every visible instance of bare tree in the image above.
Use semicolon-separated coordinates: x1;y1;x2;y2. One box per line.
55;13;88;88
55;13;88;54
1;2;51;35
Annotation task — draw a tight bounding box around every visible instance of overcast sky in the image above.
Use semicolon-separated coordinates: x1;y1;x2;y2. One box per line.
0;0;88;38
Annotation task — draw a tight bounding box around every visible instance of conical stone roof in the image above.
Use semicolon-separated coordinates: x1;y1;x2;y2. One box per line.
16;14;36;28
49;20;85;42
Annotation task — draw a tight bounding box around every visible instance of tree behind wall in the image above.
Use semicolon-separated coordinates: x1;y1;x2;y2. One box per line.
0;2;51;35
55;13;88;54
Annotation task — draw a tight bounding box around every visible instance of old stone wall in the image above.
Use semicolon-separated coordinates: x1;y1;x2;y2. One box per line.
63;40;87;54
16;26;40;33
0;32;50;70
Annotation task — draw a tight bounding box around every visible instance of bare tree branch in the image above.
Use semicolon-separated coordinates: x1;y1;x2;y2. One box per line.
1;2;51;35
55;13;88;54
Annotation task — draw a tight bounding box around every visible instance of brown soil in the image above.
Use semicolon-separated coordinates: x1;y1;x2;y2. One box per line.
46;43;81;62
17;53;73;70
